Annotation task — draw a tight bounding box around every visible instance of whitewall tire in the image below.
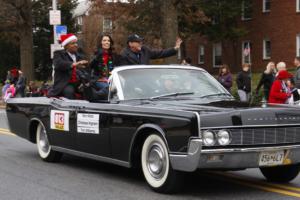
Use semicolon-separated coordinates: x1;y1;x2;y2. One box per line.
36;122;62;162
141;134;182;193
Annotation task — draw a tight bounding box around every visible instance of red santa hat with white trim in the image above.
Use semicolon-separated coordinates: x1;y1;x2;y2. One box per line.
60;33;77;47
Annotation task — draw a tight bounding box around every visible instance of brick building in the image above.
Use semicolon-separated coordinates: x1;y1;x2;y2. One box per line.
185;0;300;74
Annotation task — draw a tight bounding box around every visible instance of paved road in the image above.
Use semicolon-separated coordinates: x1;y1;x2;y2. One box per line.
1;110;300;199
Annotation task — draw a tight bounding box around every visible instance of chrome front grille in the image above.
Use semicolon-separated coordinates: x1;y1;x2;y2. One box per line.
229;127;300;145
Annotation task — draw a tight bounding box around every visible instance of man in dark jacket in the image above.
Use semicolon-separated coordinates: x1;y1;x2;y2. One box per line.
120;34;182;65
294;57;300;89
48;34;88;99
15;70;26;97
236;63;251;102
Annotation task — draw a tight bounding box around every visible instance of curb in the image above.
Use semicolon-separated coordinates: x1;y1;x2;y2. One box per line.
0;103;5;109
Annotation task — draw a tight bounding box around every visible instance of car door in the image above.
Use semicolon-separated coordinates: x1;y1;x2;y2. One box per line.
47;107;77;150
74;106;111;157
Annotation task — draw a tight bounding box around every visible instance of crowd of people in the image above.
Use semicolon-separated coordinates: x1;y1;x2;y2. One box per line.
1;68;27;102
217;58;300;105
1;68;49;102
2;32;300;105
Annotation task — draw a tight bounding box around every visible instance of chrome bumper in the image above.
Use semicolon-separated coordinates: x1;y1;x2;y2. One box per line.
169;138;300;172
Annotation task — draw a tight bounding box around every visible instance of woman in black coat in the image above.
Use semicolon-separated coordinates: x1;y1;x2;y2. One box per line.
255;61;276;100
89;34;120;92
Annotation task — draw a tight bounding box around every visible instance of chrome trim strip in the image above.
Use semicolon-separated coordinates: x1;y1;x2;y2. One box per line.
169;138;202;172
52;146;130;168
113;72;125;100
201;144;300;154
201;123;300;129
111;65;205;74
193;112;201;138
82;108;191;121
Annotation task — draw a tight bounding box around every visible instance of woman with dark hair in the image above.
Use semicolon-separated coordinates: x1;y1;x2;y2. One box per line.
217;64;233;93
89;34;120;93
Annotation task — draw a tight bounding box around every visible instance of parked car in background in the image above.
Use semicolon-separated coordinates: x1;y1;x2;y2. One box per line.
6;65;300;193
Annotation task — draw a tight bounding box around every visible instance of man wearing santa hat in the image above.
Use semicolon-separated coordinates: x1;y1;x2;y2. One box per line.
48;33;88;99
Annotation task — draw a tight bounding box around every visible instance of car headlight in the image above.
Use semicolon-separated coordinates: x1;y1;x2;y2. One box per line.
217;130;231;146
202;130;216;146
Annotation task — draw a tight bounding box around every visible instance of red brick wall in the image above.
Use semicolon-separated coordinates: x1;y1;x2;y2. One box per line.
185;0;300;75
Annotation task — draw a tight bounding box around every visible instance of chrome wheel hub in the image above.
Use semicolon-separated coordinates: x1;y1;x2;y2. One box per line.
147;143;166;179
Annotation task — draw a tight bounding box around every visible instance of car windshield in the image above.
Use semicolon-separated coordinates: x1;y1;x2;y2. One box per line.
117;68;231;100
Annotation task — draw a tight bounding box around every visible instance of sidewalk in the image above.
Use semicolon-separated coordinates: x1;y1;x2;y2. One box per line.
0;100;5;109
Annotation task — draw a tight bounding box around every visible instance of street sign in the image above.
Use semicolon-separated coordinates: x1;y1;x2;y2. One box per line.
49;10;61;25
51;43;63;59
55;25;67;41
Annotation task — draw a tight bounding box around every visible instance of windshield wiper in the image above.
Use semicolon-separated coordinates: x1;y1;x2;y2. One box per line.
150;92;194;100
199;93;232;98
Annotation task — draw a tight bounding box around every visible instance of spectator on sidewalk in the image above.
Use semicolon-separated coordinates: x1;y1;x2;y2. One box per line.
39;81;49;97
276;62;286;76
10;67;19;84
269;70;293;104
15;70;26;97
217;64;233;93
293;57;300;88
4;84;16;102
27;81;40;97
120;34;182;65
236;63;251;102
255;62;276;100
1;80;10;99
181;57;192;65
6;71;13;83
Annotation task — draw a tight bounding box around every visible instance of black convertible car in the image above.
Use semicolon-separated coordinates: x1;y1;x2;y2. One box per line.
6;65;300;193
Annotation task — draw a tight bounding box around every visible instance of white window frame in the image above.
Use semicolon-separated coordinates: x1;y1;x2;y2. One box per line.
263;0;271;13
198;45;205;64
241;0;252;20
242;41;252;64
213;43;222;68
77;16;83;26
263;39;271;60
103;17;113;33
297;0;300;12
297;34;300;57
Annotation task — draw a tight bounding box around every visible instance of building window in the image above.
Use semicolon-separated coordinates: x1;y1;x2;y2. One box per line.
103;17;112;33
263;0;271;12
77;16;83;26
242;41;252;64
297;0;300;12
263;39;271;60
213;43;222;67
297;34;300;57
198;45;205;64
242;0;253;20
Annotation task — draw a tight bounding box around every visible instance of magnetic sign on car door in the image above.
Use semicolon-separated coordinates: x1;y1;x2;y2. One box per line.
77;113;100;134
50;110;70;131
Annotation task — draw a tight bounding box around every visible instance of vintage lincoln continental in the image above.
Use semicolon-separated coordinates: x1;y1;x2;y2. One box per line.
6;65;300;193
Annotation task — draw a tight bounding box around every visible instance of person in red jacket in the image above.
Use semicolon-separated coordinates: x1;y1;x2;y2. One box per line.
268;70;293;104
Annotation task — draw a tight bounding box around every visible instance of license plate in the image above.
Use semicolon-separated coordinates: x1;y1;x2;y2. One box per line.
259;151;285;166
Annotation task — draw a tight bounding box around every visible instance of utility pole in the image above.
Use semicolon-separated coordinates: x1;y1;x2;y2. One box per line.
52;0;58;45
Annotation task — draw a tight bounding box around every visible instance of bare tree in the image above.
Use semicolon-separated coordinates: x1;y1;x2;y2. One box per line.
89;0;207;64
0;0;34;81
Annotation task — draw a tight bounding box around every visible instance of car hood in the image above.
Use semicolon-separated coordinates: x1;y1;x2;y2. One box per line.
123;99;300;127
127;99;253;114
